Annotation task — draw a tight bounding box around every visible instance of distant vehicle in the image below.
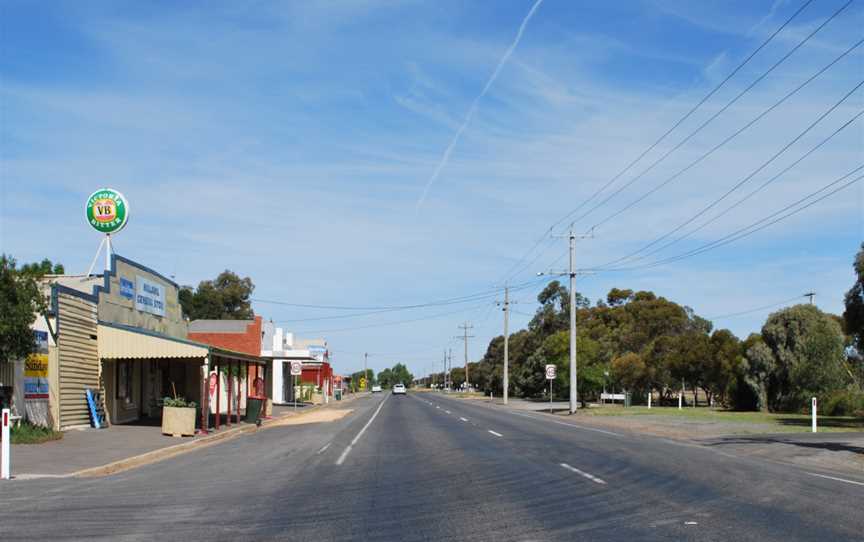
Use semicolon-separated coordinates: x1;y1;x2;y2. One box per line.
371;385;382;393
393;383;406;395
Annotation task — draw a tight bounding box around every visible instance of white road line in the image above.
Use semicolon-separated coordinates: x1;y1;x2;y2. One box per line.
445;410;451;414
459;417;469;422
436;406;440;409
488;430;503;437
560;463;607;485
316;442;331;455
336;394;389;466
805;472;864;487
511;411;621;437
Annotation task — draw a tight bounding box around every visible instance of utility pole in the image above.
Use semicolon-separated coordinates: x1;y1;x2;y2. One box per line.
443;349;448;391
568;229;577;415
448;348;453;391
540;226;592;415
457;322;474;392
804;291;816;305
364;352;368;391
498;286;511;405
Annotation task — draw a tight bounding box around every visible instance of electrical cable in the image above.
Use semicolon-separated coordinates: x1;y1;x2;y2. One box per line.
706;295;808;320
573;0;853;232
604;105;864;268
584;14;859;235
594;164;864;272
496;0;816;286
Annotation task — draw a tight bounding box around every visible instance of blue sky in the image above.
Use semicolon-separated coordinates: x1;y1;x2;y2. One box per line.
2;0;862;377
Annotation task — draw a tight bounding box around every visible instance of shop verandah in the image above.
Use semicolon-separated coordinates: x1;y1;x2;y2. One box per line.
98;323;269;433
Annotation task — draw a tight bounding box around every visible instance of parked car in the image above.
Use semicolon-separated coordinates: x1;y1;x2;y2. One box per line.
371;385;382;393
393;383;406;395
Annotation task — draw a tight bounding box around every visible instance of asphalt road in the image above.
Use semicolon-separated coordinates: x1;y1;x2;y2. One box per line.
1;392;862;541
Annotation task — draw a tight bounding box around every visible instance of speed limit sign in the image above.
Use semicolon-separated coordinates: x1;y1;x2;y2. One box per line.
545;364;556;380
290;361;303;376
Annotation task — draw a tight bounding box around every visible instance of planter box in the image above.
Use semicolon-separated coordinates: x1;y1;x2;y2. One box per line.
162;406;196;437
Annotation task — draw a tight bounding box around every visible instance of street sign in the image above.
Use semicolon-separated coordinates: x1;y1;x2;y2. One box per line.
290;361;303;376
545;364;556;380
85;188;129;234
359;377;367;390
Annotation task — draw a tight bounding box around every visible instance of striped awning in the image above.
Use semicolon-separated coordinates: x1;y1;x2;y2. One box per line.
98;324;209;360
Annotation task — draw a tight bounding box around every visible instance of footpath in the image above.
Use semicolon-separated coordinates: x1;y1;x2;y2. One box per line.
7;393;365;480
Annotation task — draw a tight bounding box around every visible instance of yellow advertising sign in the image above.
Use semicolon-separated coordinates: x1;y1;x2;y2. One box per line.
25;353;49;399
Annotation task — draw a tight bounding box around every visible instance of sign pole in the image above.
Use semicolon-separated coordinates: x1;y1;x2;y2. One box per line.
2;409;10;480
105;234;112;271
550;380;553;414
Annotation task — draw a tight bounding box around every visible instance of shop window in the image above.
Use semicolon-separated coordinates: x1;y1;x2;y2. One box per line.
117;361;134;405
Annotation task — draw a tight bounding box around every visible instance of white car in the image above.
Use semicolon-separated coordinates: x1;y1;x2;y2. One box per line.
392;383;406;395
371;385;382;393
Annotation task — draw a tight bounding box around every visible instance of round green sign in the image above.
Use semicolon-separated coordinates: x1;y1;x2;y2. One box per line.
85;188;129;234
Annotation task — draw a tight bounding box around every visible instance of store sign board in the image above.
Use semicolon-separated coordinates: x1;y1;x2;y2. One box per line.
86;188;129;234
119;277;135;299
135;275;165;317
25;331;49;400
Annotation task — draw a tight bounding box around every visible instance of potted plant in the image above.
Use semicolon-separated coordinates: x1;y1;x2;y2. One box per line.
161;386;197;437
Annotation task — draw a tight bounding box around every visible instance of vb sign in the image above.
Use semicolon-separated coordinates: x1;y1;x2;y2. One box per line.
290;361;303;376
545;364;557;380
86;188;129;234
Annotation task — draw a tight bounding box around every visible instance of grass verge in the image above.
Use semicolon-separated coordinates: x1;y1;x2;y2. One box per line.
579;405;864;433
9;422;64;444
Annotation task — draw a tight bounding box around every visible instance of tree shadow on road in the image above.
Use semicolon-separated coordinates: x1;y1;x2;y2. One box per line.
775;416;864;430
704;435;864;455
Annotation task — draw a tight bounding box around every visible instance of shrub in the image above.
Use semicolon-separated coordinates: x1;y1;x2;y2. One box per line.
161;396;196;409
822;390;864;417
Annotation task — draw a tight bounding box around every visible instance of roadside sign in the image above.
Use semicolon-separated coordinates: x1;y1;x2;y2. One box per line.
359;377;367;390
545;364;556;380
290;361;303;376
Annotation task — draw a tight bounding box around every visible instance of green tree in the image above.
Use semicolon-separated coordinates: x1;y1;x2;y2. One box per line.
760;305;848;411
179;270;255;320
349;369;375;391
0;256;50;363
376;363;413;389
611;352;647;392
843;242;864;355
19;258;64;276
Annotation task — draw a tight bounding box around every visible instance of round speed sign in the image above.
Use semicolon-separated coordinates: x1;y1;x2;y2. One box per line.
545;364;557;380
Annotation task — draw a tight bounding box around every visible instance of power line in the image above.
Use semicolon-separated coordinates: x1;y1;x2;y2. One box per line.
495;0;816;286
255;276;543;318
290;300;494;335
571;0;852;231
595;164;864;272
707;295;808;320
605;105;864;268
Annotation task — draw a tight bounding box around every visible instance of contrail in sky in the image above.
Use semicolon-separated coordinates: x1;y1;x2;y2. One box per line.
415;0;544;210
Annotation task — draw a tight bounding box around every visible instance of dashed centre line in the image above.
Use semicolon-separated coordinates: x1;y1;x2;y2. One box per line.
336;394;389;466
459;417;468;422
316;442;331;455
805;472;864;487
560;463;606;485
488;430;503;437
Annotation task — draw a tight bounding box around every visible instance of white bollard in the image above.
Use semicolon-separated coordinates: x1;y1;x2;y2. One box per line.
678;393;682;410
811;397;817;433
648;391;652;409
2;408;10;480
